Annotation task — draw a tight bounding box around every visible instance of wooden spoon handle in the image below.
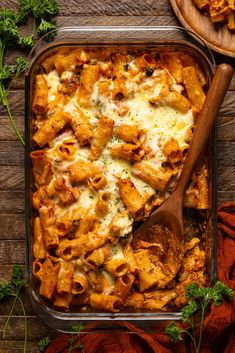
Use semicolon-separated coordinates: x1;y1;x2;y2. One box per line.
176;63;233;196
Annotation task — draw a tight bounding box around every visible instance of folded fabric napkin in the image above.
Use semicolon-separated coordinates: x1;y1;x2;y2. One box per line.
45;202;235;353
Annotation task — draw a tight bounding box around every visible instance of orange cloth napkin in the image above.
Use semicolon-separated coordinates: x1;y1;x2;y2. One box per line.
45;202;235;353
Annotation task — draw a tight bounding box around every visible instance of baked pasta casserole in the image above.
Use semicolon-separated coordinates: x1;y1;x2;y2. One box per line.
31;47;209;312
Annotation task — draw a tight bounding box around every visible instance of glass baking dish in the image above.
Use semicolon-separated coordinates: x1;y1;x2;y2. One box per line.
25;26;217;332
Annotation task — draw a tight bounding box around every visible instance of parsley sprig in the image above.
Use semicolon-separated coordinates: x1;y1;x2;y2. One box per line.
0;265;27;353
38;324;85;353
0;0;59;146
166;281;233;353
68;324;85;352
38;336;51;352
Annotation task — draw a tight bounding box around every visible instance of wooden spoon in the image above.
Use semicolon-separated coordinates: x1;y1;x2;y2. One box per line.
134;64;233;267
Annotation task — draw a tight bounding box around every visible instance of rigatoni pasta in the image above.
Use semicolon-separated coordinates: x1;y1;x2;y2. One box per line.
31;47;209;312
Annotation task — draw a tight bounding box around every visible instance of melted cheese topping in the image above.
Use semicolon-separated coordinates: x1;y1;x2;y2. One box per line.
45;56;194;240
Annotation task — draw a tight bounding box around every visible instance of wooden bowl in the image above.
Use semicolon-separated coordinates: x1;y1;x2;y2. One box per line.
170;0;235;58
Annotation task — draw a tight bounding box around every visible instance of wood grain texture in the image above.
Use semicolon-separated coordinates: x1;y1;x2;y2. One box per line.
1;0;173;16
170;0;235;57
0;240;25;264
217;116;235;141
0;216;25;240
0;166;24;190
0;91;24;116
0;116;24;141
0;293;34;315
217;167;235;191
0;191;24;214
217;141;235;166
0;341;41;353
0;317;56;340
0;142;24;165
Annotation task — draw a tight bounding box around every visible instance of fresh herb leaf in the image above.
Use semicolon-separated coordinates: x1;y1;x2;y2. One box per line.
1;265;27;353
0;282;13;300
212;281;234;305
68;337;75;344
38;18;56;36
19;0;59;20
19;35;34;48
11;264;25;290
166;281;233;353
0;0;59;145
0;9;19;44
71;323;84;333
166;322;183;343
38;336;51;352
0;65;15;82
77;342;84;350
181;300;197;322
14;57;28;76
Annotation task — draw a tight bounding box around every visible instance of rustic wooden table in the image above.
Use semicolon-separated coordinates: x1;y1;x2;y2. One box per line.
0;0;235;352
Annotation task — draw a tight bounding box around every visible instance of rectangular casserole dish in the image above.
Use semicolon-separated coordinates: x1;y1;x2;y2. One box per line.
25;26;216;332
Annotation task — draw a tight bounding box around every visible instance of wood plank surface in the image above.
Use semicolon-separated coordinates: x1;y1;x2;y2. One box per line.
0;0;235;351
1;0;173;16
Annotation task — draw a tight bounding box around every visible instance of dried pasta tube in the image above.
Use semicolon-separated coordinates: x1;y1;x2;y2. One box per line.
69;160;101;183
43;227;60;250
33;217;46;259
117;124;146;144
75;213;97;237
41;53;57;73
159;52;183;83
115;273;135;300
110;143;145;161
39;207;59;249
39;207;56;229
112;76;128;100
70;108;93;146
122;243;138;274
58;231;106;260
57;260;74;295
163;137;184;165
132;161;174;191
124;292;144;308
104;257;130;277
39;257;60;299
88;173;107;191
30;150;53;187
95;191;111;217
83;244;111;270
80;64;100;93
90;115;114;160
136;53;156;70
71;272;89;295
90;293;122;312
163;90;191;113
117;178;146;219
182;66;206;113
53;293;73;311
32;187;51;210
33;260;43;281
32;74;48;114
56;138;77;160
33;110;71;147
